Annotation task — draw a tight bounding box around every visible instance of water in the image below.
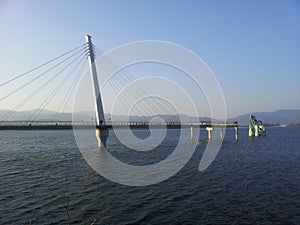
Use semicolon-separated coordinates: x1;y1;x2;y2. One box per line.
0;127;300;224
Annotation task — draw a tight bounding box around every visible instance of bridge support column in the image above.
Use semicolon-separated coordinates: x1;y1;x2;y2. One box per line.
235;127;239;141
190;126;194;139
254;125;259;137
96;128;109;148
206;127;213;140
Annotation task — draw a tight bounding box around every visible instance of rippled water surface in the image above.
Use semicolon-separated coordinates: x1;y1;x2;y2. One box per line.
0;127;300;224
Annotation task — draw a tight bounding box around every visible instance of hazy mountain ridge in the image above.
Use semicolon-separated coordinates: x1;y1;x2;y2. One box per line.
230;109;300;125
0;109;299;124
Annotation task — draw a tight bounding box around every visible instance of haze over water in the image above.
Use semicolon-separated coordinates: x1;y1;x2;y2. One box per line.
0;127;299;224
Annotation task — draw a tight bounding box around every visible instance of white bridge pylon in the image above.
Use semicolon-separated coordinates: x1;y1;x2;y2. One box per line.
86;34;105;126
86;34;108;147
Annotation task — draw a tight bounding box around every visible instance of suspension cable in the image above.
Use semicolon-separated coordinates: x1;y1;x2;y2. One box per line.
28;55;86;122
0;46;86;103
0;43;86;87
0;53;85;123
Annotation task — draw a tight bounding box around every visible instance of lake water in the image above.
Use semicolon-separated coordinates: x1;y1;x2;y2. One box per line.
0;127;299;224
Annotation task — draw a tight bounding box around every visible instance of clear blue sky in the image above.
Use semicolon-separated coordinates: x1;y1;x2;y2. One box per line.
0;0;299;118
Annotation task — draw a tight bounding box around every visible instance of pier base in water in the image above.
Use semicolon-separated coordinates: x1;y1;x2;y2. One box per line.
190;126;194;139
206;127;213;140
235;127;239;140
96;128;109;148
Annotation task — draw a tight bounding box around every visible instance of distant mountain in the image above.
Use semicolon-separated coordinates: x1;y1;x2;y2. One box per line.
230;109;300;125
0;109;212;123
0;109;100;122
108;114;212;123
0;109;77;121
1;109;299;125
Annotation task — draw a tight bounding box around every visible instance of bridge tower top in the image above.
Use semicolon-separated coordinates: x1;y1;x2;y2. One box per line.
85;34;105;125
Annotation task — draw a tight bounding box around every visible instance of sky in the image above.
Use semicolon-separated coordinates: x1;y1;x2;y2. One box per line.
0;0;299;118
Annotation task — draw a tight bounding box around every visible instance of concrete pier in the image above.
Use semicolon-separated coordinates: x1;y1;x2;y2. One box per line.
206;127;213;140
190;126;194;139
235;127;239;140
96;128;109;148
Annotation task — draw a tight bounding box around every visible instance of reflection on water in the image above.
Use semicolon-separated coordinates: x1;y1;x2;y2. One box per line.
75;128;198;186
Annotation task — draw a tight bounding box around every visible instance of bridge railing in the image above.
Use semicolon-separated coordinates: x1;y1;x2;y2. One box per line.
0;120;238;127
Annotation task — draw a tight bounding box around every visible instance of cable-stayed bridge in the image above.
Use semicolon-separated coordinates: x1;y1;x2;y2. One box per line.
0;35;238;146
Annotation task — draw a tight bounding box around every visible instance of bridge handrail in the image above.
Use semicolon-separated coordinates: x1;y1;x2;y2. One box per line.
0;120;238;126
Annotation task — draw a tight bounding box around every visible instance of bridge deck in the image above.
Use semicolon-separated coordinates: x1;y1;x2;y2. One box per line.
0;121;238;130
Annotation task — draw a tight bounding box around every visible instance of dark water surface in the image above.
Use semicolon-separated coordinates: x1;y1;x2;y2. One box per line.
0;127;300;224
